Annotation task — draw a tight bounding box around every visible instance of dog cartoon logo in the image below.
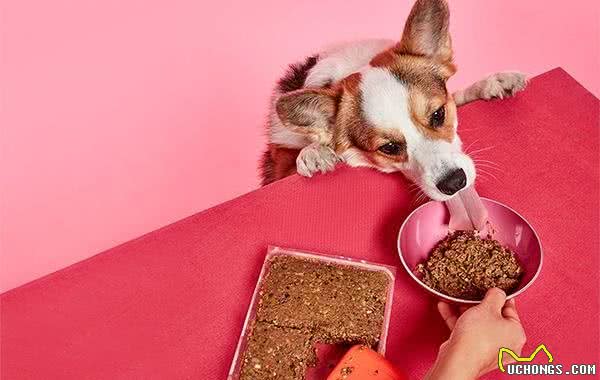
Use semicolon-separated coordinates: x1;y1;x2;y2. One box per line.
498;344;554;372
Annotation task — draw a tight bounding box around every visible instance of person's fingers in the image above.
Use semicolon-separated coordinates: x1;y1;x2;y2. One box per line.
481;288;507;312
502;298;521;322
437;302;458;330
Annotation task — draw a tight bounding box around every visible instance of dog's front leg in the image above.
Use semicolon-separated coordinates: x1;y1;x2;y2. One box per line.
453;72;528;106
296;143;339;178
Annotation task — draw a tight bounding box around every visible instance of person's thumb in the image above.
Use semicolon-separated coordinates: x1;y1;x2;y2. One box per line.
481;288;506;312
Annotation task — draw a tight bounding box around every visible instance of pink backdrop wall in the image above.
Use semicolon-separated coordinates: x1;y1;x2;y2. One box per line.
1;0;598;292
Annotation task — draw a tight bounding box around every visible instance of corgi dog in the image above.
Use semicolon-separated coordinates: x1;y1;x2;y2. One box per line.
260;0;526;200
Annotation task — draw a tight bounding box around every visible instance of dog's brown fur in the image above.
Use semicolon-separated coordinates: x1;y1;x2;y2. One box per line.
260;0;527;189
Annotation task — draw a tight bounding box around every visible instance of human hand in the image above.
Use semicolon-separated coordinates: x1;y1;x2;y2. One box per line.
424;288;527;380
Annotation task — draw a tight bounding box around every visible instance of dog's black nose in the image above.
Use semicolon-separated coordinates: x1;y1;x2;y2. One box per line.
436;168;467;195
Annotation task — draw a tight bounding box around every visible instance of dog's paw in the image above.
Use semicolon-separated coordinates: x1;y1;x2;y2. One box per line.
296;143;339;177
480;72;528;100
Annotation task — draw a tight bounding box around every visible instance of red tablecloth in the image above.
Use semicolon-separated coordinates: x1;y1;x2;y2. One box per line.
2;68;598;379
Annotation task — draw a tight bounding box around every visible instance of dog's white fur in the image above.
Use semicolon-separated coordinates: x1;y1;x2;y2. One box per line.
357;66;476;199
268;39;527;200
305;39;395;87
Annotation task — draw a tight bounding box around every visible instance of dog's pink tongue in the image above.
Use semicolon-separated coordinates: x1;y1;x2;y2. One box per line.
445;186;488;231
460;186;488;230
445;195;472;230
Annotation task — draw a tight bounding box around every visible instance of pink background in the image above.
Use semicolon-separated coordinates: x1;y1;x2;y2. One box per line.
1;0;598;292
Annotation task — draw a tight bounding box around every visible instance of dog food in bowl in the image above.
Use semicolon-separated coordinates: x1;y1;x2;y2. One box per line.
415;231;523;300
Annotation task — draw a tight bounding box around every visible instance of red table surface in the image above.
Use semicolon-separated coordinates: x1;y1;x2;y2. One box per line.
1;68;598;379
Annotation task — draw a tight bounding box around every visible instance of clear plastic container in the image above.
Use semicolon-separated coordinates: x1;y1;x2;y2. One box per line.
228;246;396;380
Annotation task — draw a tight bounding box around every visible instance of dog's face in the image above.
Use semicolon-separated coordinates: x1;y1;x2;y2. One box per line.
276;0;475;201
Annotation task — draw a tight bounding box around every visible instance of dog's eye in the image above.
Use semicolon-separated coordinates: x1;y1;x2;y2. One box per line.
430;106;445;128
378;142;403;155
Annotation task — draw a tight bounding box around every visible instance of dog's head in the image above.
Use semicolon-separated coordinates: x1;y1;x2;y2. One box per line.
276;0;475;201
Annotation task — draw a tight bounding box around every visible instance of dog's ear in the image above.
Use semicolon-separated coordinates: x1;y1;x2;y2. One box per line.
397;0;453;64
276;88;339;144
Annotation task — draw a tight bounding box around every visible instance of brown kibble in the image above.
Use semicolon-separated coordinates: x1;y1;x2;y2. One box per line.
415;231;523;300
239;255;391;380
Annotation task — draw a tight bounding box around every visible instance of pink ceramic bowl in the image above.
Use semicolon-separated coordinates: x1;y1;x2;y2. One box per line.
397;198;543;304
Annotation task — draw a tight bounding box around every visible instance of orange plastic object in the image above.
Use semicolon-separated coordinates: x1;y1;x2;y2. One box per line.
326;345;406;380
